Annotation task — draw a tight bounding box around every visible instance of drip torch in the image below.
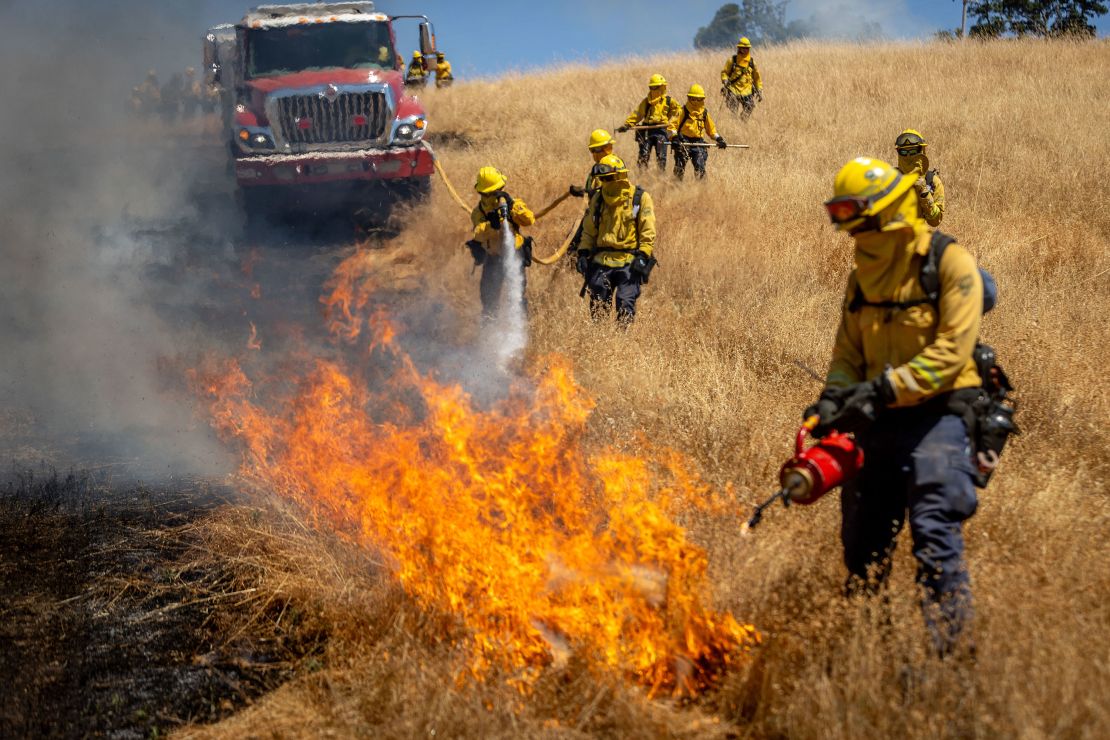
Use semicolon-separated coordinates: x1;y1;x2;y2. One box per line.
747;415;864;529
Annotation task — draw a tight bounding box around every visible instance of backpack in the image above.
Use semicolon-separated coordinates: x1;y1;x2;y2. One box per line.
849;231;1017;487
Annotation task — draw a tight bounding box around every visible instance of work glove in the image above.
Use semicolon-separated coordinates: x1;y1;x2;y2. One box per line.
914;176;931;196
568;184;586;198
629;251;654;284
575;252;591;276
486;209;502;230
617;124;630;133
520;238;533;268
716;136;728;149
809;374;895;438
466;240;486;266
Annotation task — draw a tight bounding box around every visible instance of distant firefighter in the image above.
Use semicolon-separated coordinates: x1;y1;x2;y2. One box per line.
406;51;429;88
434;51;454;88
896;129;946;227
721;37;762;121
131;69;161;117
668;84;728;179
618;74;681;171
159;73;184;123
182;67;203;119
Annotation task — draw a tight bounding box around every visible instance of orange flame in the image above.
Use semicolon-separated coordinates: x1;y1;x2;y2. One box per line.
192;252;758;696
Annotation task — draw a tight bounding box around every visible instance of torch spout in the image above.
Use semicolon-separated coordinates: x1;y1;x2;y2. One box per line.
747;488;789;529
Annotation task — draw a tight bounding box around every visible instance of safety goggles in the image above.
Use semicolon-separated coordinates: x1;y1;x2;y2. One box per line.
824;195;869;224
591;162;625;179
896;146;923;157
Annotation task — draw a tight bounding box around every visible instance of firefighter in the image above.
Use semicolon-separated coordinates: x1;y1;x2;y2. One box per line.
133;69;161;117
617;74;681;171
435;52;454;88
667;84;728;179
567;130;620;258
576;155;656;325
806;156;983;656
182;67;202;119
406;51;428;88
466;167;535;318
896;129;946;227
720;37;762;120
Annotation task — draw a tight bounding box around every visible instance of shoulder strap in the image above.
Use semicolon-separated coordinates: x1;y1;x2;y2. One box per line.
632;186;644;248
849;231;956;313
678;106;692;133
926;169;937;190
592;192;603;229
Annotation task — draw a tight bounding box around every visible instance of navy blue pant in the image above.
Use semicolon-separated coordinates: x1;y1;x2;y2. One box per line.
673;136;709;179
636;129;669;170
841;409;978;654
586;263;642;324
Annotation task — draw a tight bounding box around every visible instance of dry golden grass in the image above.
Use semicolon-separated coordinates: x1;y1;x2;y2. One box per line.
181;39;1110;738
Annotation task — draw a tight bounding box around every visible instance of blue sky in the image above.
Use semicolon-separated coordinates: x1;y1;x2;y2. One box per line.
188;1;1109;78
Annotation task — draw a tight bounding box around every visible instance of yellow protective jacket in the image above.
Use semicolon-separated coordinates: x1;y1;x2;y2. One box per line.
435;60;453;85
470;194;534;256
898;154;946;227
624;93;681;128
721;54;761;96
579;181;656;268
826;225;982;407
407;61;427;80
669;105;718;140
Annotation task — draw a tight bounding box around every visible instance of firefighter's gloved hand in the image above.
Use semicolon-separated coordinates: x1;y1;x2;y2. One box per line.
617;125;630;133
915;176;931;195
466;240;486;266
814;375;895;437
575;252;591;276
716;136;728;149
568;184;586;198
520;238;533;268
630;251;655;284
486;210;502;230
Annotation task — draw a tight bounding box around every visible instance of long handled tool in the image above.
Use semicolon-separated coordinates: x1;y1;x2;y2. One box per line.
664;142;750;149
746;415;864;529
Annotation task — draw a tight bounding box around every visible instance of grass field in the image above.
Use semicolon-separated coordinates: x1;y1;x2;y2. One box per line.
179;39;1110;738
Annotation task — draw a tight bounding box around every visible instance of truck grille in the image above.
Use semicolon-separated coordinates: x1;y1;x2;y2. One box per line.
273;91;390;147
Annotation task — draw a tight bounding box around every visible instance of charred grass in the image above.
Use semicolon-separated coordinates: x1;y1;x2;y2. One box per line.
5;39;1109;738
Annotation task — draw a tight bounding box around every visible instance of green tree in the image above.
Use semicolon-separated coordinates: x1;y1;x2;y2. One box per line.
694;0;792;48
969;0;1108;38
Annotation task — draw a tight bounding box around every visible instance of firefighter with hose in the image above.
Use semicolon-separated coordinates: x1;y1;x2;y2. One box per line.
807;157;983;656
896;129;946;227
466;167;535;318
667;84;728;179
406;51;428;89
617;74;681;171
721;37;762;120
576;155;656;324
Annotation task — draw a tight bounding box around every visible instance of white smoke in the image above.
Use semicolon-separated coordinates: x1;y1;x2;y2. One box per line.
494;212;527;371
788;0;917;40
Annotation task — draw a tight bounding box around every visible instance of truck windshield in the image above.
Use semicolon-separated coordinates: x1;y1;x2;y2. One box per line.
247;22;395;77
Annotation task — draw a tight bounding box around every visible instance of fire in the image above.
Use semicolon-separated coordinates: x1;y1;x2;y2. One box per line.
193;255;758;697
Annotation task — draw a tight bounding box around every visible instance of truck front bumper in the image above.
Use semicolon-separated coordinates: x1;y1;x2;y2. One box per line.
235;143;434;187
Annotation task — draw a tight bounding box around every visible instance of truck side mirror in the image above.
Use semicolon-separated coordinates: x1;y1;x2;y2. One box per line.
419;22;436;58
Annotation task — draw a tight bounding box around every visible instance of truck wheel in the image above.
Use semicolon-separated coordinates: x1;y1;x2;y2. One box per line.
237;187;273;235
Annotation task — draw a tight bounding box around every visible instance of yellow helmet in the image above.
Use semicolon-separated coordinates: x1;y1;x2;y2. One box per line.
413;50;423;59
588;129;614;151
591;154;628;181
895;128;928;153
687;83;706;99
737;37;751;48
824;157;918;232
648;73;667;88
475;166;507;194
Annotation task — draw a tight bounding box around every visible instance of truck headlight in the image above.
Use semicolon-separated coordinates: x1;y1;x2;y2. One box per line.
237;127;275;152
392;116;426;144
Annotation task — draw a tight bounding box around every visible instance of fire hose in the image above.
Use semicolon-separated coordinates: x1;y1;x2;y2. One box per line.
429;146;583;266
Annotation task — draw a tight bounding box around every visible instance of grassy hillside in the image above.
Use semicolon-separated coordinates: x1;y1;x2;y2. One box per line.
183;39;1110;738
